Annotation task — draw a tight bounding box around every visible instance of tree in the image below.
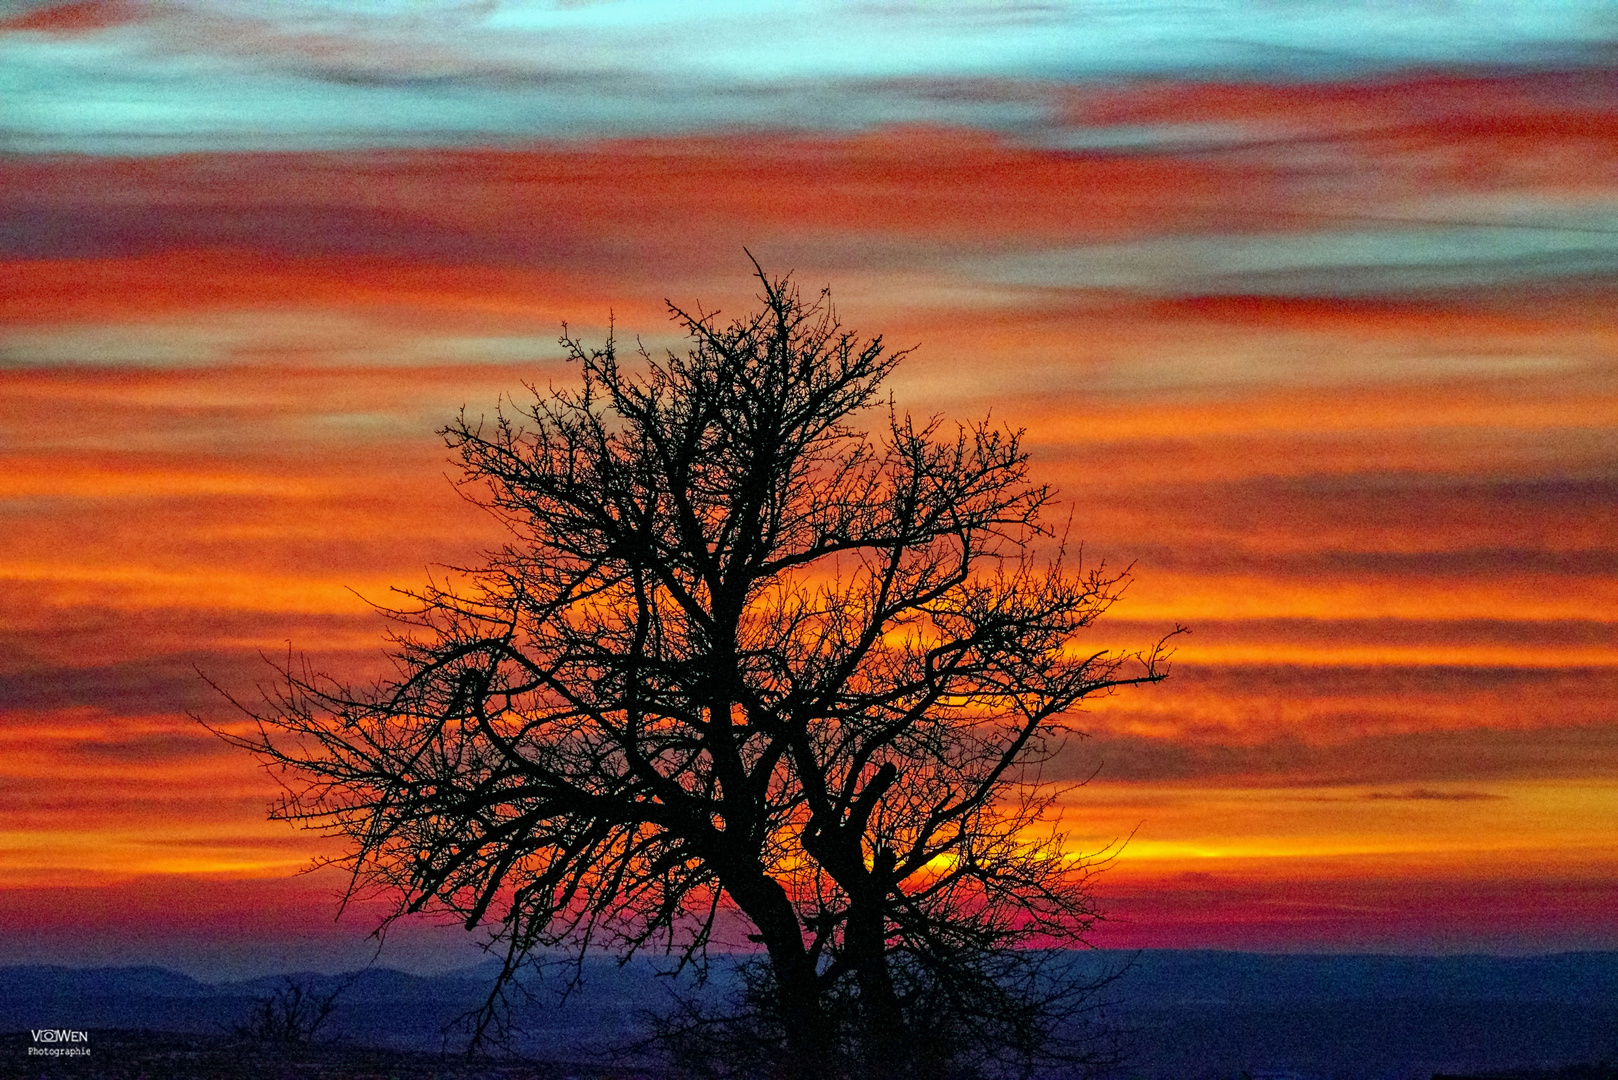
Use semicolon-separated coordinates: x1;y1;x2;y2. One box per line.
217;263;1176;1079
235;975;347;1045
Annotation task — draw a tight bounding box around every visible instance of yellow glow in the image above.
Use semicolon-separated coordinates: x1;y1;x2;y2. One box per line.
1159;641;1618;668
0;562;389;614
1057;779;1618;869
1116;574;1618;623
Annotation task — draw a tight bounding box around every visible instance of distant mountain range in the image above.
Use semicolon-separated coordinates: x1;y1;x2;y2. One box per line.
3;951;1615;1078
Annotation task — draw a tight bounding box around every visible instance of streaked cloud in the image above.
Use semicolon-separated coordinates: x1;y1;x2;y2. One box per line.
970;219;1618;296
5;0;1616;152
1;5;1614;957
1365;788;1506;801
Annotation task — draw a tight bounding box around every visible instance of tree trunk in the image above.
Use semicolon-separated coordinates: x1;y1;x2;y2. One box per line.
846;850;905;1079
730;873;833;1079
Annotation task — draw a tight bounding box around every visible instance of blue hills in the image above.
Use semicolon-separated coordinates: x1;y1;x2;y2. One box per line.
2;951;1616;1077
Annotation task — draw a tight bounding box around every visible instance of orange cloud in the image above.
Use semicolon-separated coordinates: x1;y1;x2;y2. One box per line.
2;71;1614;954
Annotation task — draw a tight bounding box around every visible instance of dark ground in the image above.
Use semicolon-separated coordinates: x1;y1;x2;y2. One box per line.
2;952;1615;1079
1;1031;1614;1080
0;1029;655;1080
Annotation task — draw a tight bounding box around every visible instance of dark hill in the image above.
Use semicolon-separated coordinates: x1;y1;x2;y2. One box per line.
2;951;1615;1078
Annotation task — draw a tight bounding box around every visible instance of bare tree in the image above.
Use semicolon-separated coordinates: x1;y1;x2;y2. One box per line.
215;262;1176;1079
235;976;346;1045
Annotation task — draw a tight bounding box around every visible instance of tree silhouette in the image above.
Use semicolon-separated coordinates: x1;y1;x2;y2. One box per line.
235;976;346;1045
218;263;1176;1079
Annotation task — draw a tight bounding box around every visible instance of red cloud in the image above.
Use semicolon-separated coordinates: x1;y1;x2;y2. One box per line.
0;0;141;34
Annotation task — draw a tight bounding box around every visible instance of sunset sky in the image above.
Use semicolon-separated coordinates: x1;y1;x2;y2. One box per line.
2;0;1615;976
